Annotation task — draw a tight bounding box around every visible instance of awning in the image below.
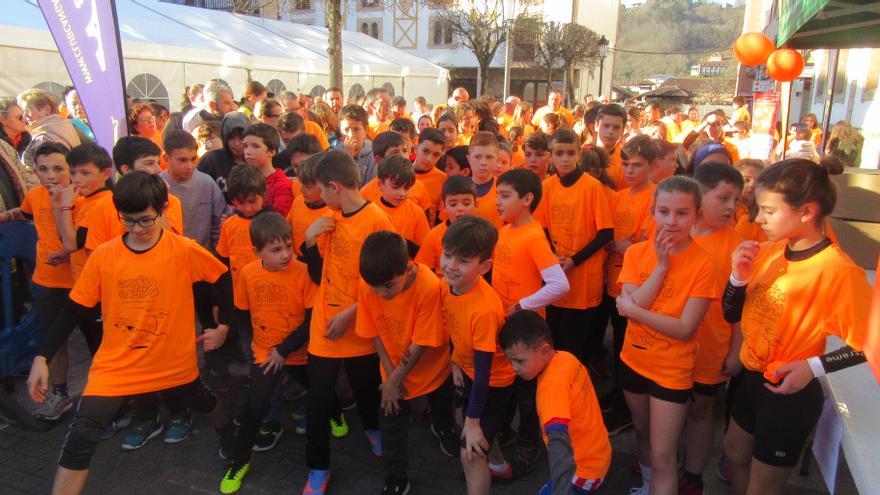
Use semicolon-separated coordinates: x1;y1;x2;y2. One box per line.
778;0;880;49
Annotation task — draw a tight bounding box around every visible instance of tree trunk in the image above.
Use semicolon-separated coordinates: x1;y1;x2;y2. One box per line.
326;0;343;91
480;60;490;98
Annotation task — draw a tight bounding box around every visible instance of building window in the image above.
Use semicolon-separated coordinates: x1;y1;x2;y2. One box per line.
863;51;879;103
429;18;454;47
349;84;366;105
293;0;311;10
359;0;383;11
126;73;170;110
310;85;327;98
266;79;287;97
382;82;395;97
33;82;65;102
359;19;382;39
833;50;849;104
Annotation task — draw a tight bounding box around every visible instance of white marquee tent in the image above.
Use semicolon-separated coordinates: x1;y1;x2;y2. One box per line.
0;0;450;109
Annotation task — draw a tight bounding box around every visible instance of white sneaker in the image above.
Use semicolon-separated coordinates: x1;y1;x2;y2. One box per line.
629;485;650;495
34;391;73;421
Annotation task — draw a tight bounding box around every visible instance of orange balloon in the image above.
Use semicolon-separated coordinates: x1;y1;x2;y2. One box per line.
765;48;805;82
732;33;776;67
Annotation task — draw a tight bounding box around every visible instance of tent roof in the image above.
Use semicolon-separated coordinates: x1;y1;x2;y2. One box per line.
6;0;447;78
778;0;880;49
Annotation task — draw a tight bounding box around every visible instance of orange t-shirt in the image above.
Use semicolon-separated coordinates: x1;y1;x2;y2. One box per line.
83;193;184;251
619;239;721;390
440;277;515;388
606;184;656;298
361;177;433;215
309;202;395;358
473;177;503;229
70;189;113;282
355;263;451;399
287;196;330;258
537;172;614;310
368;121;390;141
234;258;317;366
866;256;880;383
605;147;627;191
304;120;331;150
734;215;768;242
376;198;430;248
692;227;743;385
72;231;227;396
415;221;447;275
734;203;748;225
511;148;525;169
740;241;870;381
492;219;559;313
537;350;612;480
216;212;261;287
414;166;447;224
20;185;78;289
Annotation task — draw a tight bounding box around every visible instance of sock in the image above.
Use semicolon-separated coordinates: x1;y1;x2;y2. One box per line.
488;461;509;473
53;383;69;397
683;470;703;487
640;463;653;486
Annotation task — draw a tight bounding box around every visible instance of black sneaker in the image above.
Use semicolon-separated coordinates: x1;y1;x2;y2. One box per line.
508;442;544;480
252;423;283;452
603;407;633;437
217;423;236;460
381;478;410;495
430;424;458;458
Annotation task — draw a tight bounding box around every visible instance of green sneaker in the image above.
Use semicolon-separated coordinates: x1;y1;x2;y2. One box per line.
121;417;163;450
330;414;349;439
219;462;249;494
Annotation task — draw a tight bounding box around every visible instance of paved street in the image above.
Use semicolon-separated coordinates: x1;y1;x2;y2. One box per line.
0;332;853;494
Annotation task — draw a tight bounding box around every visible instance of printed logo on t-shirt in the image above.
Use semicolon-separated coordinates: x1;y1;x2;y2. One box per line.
745;281;787;367
115;276;168;349
628;271;673;351
325;234;359;306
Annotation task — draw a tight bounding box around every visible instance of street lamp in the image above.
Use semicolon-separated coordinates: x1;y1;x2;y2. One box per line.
597;35;609;97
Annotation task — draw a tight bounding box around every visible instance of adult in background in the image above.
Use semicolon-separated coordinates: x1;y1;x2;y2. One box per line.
183;80;236;133
825;120;864;169
129;102;163;151
238;80;268;122
323;87;344;114
16;89;80;169
0;98;32;155
532;88;573;128
62;88;95;142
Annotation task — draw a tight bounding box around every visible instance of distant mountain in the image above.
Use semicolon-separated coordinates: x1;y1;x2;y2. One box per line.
613;0;744;83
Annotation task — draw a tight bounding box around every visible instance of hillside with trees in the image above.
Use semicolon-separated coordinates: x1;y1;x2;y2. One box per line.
612;0;744;83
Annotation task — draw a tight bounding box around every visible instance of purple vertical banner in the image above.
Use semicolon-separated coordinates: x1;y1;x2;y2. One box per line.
37;0;128;153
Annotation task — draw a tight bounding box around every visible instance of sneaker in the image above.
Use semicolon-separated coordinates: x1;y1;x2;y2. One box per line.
121;418;163;450
100;411;133;440
295;416;307;435
34;391;73;421
489;461;513;484
292;405;306;421
430;424;458;458
678;476;703;495
330;414;349;439
716;453;732;484
339;396;357;411
303;469;331;495
219;462;250;494
365;429;382;457
508;442;544;480
381;479;411;495
604;408;633;437
252;424;283;452
628;486;650;495
163;410;193;444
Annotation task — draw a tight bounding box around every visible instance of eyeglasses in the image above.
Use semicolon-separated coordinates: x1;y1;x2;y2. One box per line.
137;115;157;123
119;214;159;227
266;113;282;118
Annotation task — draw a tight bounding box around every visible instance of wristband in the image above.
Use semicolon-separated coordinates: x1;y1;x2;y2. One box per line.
60;206;74;212
807;356;825;378
729;273;748;287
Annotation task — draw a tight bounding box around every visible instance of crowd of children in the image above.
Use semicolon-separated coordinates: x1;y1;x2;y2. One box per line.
1;81;872;495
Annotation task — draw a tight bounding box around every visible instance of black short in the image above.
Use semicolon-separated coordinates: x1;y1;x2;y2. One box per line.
692;381;724;397
457;374;513;451
731;370;823;467
619;361;691;404
59;378;217;470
